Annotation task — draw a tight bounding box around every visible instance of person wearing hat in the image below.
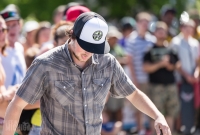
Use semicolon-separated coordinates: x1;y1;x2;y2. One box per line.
2;12;170;135
119;16;135;48
143;21;180;135
0;4;26;88
160;4;178;42
22;20;39;53
171;12;199;134
126;11;156;134
0;4;32;135
103;25;126;124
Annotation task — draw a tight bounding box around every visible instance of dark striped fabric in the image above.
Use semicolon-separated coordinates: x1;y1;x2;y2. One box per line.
16;44;136;135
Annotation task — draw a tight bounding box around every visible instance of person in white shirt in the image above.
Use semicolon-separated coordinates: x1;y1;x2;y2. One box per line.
0;4;26;88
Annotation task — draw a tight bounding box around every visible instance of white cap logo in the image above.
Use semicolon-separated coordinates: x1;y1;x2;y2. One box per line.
92;30;103;41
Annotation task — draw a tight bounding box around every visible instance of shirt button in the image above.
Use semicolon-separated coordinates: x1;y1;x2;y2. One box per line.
82;72;84;74
101;84;104;86
63;86;66;89
86;121;88;124
85;104;87;107
84;88;86;90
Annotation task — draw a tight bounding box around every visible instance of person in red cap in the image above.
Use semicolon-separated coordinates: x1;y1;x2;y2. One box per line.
66;5;90;22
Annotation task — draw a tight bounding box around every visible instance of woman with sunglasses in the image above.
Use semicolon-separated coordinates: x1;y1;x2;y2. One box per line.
0;16;19;135
0;16;8;135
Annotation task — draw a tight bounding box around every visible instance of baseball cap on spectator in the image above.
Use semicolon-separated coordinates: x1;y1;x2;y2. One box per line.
0;4;20;21
23;20;39;33
160;4;176;17
73;12;110;54
120;16;136;30
179;11;195;28
182;19;195;28
66;6;90;22
62;2;86;20
107;26;122;39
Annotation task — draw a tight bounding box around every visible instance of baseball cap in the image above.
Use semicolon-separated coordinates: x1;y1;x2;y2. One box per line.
73;12;110;54
120;16;136;29
107;26;122;39
160;4;176;17
0;4;20;21
23;20;39;33
66;6;90;22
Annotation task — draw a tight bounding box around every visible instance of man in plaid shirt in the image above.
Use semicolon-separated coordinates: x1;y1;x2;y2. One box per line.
2;12;171;135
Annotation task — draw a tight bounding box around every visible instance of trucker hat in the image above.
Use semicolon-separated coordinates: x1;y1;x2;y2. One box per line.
73;12;110;54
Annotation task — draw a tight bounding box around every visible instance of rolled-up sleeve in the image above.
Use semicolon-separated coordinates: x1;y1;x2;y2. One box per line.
110;58;136;98
16;59;47;104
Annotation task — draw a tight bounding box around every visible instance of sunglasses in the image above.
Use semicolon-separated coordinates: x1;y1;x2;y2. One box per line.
0;28;7;33
1;11;18;19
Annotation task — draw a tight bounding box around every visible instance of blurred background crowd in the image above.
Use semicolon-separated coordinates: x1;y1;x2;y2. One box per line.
0;0;200;135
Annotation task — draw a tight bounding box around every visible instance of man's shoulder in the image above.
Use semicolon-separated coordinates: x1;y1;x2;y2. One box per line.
189;37;199;47
36;45;65;62
98;53;116;64
171;35;182;46
14;42;24;53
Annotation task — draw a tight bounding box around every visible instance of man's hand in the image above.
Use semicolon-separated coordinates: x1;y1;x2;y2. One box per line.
154;115;171;135
2;84;20;101
159;55;170;67
186;75;197;84
2;90;15;101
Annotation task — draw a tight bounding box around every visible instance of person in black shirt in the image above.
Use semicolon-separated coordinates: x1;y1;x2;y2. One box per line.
143;21;180;134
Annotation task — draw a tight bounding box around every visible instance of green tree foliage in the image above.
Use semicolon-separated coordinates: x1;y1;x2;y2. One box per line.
0;0;186;22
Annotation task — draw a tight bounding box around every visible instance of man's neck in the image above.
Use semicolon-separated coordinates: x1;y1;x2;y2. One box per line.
9;41;15;48
138;31;146;38
156;40;164;46
183;34;190;40
26;40;34;47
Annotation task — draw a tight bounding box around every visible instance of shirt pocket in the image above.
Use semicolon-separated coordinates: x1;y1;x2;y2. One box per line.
54;80;76;107
93;77;111;105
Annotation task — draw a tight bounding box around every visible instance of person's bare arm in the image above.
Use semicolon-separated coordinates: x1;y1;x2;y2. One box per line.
126;89;171;135
143;61;163;73
24;100;40;110
2;95;28;135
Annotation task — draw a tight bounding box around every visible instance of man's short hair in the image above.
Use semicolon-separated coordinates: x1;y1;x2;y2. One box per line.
136;12;152;22
155;21;168;31
53;5;66;17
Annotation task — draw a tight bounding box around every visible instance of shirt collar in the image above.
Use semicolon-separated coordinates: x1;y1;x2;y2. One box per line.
64;41;99;65
92;54;99;65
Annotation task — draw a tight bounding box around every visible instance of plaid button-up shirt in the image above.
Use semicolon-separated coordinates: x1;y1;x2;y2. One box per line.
16;44;136;135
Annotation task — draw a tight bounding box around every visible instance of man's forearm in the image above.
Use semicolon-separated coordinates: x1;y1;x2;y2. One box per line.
126;89;162;120
2;101;23;135
143;62;162;73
